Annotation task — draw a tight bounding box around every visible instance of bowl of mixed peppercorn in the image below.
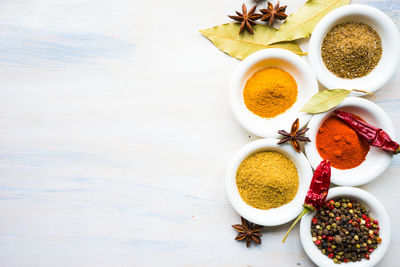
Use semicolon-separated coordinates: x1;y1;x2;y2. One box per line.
300;187;390;266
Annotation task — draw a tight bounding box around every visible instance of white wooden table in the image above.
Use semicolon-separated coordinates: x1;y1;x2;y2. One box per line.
0;0;399;266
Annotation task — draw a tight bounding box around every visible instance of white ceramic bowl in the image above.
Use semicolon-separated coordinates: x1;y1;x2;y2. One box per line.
229;48;318;137
225;138;313;226
309;4;400;93
300;187;391;267
305;97;394;186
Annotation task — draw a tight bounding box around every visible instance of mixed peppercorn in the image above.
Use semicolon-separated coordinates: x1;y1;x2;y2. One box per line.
311;198;381;263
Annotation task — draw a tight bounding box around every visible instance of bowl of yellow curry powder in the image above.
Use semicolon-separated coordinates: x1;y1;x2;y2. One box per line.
229;48;318;138
225;138;313;226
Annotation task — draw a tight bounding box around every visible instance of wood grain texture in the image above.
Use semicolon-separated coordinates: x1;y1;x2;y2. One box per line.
0;0;399;266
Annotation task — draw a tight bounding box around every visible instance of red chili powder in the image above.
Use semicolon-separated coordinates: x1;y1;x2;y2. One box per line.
316;115;370;170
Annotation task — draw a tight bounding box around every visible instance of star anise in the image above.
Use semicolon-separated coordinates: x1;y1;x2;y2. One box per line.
228;4;262;35
232;217;263;247
278;118;311;153
260;1;288;26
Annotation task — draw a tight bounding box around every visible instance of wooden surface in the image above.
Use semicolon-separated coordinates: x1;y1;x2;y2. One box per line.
0;0;399;266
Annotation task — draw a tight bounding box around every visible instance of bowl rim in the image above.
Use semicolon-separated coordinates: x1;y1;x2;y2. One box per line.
308;4;400;93
304;97;394;186
225;138;313;226
229;48;318;138
300;186;391;267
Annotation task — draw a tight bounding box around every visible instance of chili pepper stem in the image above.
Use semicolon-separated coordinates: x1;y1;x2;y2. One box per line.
282;208;311;243
394;147;400;155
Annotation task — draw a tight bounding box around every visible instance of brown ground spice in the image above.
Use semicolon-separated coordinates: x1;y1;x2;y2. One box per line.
236;151;299;210
321;22;382;79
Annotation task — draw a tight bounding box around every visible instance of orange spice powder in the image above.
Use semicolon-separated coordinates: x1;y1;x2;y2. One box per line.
243;67;297;118
316;115;370;170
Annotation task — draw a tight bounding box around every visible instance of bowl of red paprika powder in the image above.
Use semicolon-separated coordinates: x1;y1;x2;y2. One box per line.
304;97;395;186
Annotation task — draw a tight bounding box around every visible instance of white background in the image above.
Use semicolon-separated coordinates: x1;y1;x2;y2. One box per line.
0;0;399;266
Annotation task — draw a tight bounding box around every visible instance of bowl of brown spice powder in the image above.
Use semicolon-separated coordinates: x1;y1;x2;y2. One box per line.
225;138;313;226
309;4;400;93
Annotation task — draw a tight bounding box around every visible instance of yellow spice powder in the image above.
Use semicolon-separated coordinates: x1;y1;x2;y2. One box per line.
236;151;299;210
243;67;297;118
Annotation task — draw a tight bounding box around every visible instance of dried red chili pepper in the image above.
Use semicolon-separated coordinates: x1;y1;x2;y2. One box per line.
335;110;400;154
282;160;331;243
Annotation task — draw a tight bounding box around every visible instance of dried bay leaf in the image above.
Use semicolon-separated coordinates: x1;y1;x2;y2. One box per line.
199;23;305;60
302;89;371;114
301;89;351;114
267;0;350;45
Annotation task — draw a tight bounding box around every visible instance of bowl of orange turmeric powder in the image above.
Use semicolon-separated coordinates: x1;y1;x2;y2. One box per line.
229;48;318;138
305;97;395;186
